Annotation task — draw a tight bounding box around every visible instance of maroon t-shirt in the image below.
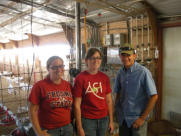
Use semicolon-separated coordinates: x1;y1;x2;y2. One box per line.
29;77;73;129
73;71;112;119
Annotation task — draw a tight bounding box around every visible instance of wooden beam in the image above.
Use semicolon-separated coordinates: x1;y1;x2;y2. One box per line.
75;0;145;17
97;0;143;16
0;4;60;29
9;0;75;18
0;2;16;14
74;0;126;15
142;1;162;120
26;33;40;46
0;0;52;28
61;23;74;47
0;43;6;49
10;40;19;48
0;8;33;28
160;22;181;28
156;26;163;120
142;2;157;47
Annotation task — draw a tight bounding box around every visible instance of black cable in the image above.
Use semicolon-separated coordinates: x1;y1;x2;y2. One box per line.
27;0;35;102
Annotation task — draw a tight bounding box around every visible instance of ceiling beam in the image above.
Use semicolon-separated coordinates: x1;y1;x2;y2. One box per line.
0;4;61;28
8;0;75;18
74;0;145;17
74;0;126;15
0;2;16;14
0;8;35;28
10;40;19;48
8;0;97;26
99;0;145;17
26;33;40;46
61;23;73;47
0;0;53;28
96;0;133;14
0;43;6;49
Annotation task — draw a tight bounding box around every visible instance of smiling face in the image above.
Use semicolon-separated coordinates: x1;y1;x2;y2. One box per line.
48;58;64;81
120;53;136;69
86;51;102;73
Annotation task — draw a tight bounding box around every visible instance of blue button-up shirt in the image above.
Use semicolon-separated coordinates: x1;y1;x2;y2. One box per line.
114;62;157;128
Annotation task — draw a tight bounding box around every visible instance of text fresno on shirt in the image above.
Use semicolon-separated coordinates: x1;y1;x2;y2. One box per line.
47;90;72;108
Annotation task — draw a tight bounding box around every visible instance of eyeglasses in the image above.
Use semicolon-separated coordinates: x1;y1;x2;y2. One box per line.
119;47;134;52
89;57;102;61
50;65;65;70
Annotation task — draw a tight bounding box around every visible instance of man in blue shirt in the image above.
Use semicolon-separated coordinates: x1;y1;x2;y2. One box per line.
114;43;158;136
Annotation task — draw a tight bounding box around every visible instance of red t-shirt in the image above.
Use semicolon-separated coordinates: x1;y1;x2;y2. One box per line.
28;77;73;129
72;71;112;119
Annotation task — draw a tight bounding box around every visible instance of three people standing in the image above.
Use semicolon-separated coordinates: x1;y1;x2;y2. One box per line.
29;44;158;136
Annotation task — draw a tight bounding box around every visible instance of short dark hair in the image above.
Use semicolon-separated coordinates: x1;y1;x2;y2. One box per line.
46;56;63;70
85;48;102;60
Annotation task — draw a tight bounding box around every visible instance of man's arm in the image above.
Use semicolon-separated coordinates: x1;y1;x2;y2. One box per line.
133;94;158;128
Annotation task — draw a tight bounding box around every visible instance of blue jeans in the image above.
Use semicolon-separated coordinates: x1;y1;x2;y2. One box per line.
82;116;109;136
44;123;73;136
119;120;147;136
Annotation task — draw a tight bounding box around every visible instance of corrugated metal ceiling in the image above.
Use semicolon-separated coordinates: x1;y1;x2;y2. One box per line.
0;0;180;43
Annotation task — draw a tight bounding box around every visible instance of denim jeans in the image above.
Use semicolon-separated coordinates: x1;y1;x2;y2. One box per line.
119;120;147;136
82;116;109;136
43;123;73;136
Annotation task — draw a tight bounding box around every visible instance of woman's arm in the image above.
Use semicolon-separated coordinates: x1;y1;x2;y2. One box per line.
106;93;114;134
29;102;50;136
74;97;85;136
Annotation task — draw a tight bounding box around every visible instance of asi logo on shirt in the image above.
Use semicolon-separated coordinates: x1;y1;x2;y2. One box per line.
85;82;104;99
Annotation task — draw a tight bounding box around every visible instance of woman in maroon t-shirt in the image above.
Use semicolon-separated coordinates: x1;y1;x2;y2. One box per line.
73;48;114;136
29;56;73;136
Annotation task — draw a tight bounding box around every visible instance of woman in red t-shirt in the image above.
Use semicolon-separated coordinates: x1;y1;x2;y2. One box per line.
29;56;73;136
73;48;114;136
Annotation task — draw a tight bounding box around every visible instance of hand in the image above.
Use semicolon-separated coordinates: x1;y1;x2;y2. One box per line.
77;127;85;136
132;117;145;129
108;121;114;134
38;130;51;136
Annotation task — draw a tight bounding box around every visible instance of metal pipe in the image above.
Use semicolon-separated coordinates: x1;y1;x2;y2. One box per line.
130;17;133;45
136;17;138;46
140;15;144;64
127;19;130;44
75;2;81;70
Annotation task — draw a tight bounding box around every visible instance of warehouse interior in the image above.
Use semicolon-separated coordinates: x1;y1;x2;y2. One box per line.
0;0;181;135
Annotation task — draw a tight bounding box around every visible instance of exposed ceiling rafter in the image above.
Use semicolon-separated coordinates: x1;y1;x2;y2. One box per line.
0;43;6;49
26;33;40;46
74;0;146;18
0;0;52;28
0;3;61;28
8;0;97;26
10;40;19;48
8;0;75;18
97;0;146;17
0;2;17;14
74;0;125;15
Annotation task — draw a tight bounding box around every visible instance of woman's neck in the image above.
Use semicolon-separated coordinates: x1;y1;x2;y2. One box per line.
87;68;98;75
50;76;61;84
